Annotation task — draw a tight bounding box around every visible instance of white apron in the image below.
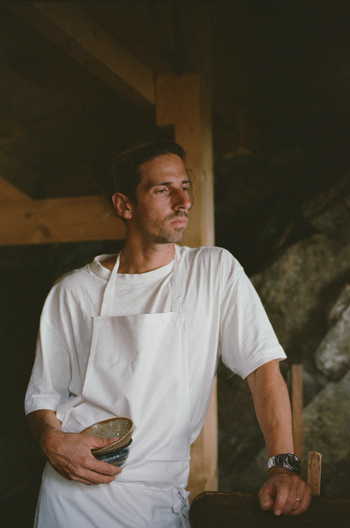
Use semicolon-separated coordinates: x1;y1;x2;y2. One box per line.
35;247;192;528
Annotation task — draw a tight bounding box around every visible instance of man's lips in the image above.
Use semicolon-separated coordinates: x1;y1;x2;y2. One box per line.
170;217;188;227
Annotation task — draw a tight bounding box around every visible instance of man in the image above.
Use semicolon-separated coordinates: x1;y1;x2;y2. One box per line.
26;140;311;527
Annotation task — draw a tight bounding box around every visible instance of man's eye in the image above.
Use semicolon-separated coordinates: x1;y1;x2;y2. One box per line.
156;188;167;194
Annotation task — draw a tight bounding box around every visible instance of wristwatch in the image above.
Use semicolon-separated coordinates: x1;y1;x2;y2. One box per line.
268;453;302;475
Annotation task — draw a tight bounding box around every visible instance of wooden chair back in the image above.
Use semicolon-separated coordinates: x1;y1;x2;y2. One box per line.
189;490;350;527
189;451;350;527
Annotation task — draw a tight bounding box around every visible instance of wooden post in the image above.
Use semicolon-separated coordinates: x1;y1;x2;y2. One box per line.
291;364;303;462
308;451;322;496
156;73;214;248
156;72;217;497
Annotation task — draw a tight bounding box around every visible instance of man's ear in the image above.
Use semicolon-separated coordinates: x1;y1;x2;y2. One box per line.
112;192;133;220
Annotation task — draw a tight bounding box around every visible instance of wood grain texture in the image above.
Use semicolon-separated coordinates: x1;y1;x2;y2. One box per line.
190;491;350;528
308;451;322;496
291;364;303;462
0;195;125;245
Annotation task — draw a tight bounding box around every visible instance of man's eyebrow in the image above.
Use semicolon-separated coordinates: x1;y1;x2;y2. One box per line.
150;179;190;187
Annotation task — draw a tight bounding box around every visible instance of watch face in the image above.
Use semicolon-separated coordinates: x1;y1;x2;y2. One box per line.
285;453;301;474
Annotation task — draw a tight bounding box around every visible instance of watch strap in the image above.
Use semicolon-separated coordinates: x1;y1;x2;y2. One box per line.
268;453;302;475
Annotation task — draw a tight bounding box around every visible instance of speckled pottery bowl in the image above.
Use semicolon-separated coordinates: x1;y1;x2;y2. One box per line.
92;439;133;467
81;417;134;461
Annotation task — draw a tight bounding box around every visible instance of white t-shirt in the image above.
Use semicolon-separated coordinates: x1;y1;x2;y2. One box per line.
25;245;286;443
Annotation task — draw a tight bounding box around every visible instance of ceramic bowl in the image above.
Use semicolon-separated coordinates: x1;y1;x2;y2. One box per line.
92;439;133;467
81;416;134;454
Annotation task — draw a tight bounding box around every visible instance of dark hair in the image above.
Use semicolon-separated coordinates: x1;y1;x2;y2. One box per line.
101;139;186;210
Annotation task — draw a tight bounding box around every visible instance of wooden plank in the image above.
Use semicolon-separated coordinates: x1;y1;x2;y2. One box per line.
6;1;155;107
189;491;350;528
188;379;218;500
0;195;126;245
291;364;303;462
156;71;216;496
308;451;322;496
0;177;31;202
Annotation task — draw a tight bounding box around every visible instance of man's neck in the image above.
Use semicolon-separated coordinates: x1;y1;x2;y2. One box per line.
119;241;175;273
107;240;176;274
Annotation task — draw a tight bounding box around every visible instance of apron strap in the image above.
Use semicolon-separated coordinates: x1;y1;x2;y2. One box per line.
100;252;121;316
172;245;182;313
100;246;182;316
172;487;190;528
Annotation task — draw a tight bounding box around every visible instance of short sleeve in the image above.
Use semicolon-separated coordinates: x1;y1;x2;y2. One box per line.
219;258;286;379
24;288;73;415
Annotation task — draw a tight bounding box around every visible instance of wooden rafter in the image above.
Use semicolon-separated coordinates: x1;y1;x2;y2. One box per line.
0;177;31;203
5;1;155;107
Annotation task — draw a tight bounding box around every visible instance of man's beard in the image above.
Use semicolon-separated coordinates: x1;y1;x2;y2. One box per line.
137;212;188;245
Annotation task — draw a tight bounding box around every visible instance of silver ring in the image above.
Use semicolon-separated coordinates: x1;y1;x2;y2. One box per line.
295;498;301;502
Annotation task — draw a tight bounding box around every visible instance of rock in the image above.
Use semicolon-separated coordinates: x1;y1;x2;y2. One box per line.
328;284;350;326
251;234;350;362
322;455;350;499
222;230;350;494
302;370;350;486
315;305;350;380
302;178;350;229
305;201;350;238
234;370;350;496
219;199;350;494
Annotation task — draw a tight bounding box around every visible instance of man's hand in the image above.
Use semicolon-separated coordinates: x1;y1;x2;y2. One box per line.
259;468;312;516
40;426;122;485
27;409;122;485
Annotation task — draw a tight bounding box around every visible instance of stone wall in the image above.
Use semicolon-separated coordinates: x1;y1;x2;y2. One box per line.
218;184;350;498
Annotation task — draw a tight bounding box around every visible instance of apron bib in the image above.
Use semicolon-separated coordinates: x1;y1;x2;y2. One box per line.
83;249;191;461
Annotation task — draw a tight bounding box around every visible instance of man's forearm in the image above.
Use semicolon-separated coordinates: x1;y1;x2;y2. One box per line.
27;409;62;445
247;359;312;516
246;359;294;456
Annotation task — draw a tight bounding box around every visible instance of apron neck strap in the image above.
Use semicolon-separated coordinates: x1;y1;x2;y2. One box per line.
172;245;182;313
100;246;182;316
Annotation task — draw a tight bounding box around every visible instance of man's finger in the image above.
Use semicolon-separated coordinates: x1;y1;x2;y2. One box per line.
288;484;312;516
88;458;123;477
290;497;302;513
274;481;297;515
259;493;275;511
64;460;122;485
76;450;123;476
258;482;276;511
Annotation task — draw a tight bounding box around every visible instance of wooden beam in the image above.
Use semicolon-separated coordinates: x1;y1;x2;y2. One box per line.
189;490;350;527
5;1;155;107
156;71;216;497
291;364;303;462
0;177;31;202
0;189;126;245
156;73;214;248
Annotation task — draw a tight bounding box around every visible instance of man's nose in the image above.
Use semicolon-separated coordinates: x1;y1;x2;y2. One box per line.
173;189;192;210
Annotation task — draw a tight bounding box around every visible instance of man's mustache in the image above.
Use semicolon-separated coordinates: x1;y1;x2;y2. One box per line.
166;212;188;220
